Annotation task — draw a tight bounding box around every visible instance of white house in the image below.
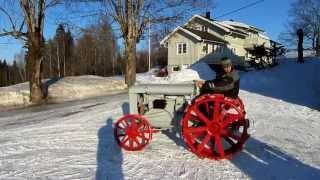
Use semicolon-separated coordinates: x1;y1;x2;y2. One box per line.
160;13;272;71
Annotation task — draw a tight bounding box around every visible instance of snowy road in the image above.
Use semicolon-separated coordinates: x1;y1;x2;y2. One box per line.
0;93;127;130
1;59;320;179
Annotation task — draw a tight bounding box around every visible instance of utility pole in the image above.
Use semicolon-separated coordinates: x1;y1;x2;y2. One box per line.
148;17;151;72
49;48;52;77
57;45;61;77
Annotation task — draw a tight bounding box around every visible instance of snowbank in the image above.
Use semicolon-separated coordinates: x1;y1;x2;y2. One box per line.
0;75;126;108
0;83;31;107
136;62;216;84
47;76;126;103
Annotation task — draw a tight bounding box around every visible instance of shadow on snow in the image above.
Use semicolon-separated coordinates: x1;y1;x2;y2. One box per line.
232;137;320;179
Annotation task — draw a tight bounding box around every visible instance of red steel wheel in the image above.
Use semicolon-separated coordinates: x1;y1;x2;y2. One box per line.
181;94;249;159
114;114;153;151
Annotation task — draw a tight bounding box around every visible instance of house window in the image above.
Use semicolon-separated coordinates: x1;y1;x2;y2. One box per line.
230;48;236;54
195;26;201;30
212;45;216;53
203;44;208;54
177;43;187;55
220;47;224;53
201;25;208;32
183;43;187;53
214;45;222;53
173;65;181;71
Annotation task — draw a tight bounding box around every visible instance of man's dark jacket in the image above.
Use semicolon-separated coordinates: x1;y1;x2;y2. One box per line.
201;70;240;98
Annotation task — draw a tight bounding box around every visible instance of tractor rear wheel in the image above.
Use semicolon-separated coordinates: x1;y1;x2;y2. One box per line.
181;94;249;159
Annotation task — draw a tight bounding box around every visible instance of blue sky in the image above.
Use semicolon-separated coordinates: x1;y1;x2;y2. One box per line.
0;0;292;63
213;0;291;40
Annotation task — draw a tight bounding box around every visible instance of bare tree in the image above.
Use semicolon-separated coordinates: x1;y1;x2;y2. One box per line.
150;25;171;67
100;0;214;87
0;0;62;104
73;19;118;76
14;50;27;82
281;0;320;55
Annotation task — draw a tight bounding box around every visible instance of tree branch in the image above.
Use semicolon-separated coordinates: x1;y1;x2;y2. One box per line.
0;30;28;41
39;0;45;34
45;0;62;9
0;7;17;31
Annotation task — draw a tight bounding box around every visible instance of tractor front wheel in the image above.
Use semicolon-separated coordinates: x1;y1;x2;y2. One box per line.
114;114;153;151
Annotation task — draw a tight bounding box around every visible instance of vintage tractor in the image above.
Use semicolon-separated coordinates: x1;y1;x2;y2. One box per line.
113;83;250;160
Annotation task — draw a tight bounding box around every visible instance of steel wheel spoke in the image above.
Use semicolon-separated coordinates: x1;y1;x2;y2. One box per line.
215;135;225;157
189;114;201;121
141;129;151;134
129;138;134;148
224;136;235;146
186;127;207;134
224;129;241;141
132;137;140;145
122;119;130;126
137;133;147;143
222;114;240;128
213;101;221;122
139;130;150;140
116;123;124;129
122;136;129;144
205;102;210;114
117;134;125;137
118;122;127;129
131;118;138;128
197;134;211;152
194;108;210;124
137;121;144;129
189;133;198;144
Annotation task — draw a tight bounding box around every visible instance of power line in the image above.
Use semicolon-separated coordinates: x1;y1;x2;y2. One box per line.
215;0;265;19
0;42;22;45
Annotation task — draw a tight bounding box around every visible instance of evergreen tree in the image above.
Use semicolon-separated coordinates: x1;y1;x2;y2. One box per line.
2;60;8;86
65;29;74;76
0;60;3;86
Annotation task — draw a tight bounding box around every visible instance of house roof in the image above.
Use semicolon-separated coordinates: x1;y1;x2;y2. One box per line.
185;15;231;33
215;21;248;36
186;15;250;37
183;28;227;44
160;26;202;45
160;14;272;45
221;20;265;33
258;33;270;40
160;26;227;45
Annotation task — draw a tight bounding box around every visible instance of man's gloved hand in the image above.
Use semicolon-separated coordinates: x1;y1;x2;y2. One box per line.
195;80;205;88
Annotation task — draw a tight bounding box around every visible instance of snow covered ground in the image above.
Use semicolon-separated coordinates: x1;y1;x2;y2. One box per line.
0;56;320;179
136;62;216;84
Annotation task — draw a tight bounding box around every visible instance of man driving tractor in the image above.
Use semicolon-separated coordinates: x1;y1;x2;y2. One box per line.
196;57;240;99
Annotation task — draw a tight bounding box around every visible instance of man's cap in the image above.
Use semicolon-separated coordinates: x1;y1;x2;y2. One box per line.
220;57;232;67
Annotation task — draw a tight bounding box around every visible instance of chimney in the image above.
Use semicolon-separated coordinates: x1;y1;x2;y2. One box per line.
205;12;211;20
